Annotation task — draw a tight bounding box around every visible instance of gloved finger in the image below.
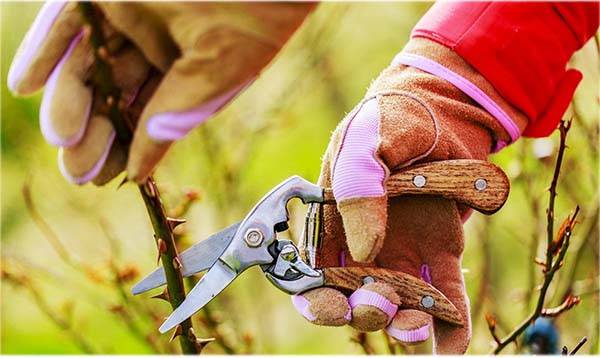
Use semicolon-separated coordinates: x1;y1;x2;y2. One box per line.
125;27;283;182
58;114;117;185
8;1;83;95
387;310;432;345
329;97;388;263
332;89;443;263
384;264;432;345
58;44;151;185
291;287;351;326
422;248;471;354
378;196;470;353
39;30;93;147
348;281;400;332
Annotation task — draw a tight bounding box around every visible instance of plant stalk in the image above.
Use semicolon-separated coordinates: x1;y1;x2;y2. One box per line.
78;3;199;354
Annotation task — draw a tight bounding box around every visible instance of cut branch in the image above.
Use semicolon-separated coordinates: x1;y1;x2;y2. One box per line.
77;3;199;354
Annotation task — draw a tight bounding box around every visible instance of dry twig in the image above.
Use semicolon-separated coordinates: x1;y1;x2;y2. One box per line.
491;120;582;354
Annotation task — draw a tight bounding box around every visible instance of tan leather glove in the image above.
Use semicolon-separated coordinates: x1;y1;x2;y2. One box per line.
8;1;315;184
291;38;528;353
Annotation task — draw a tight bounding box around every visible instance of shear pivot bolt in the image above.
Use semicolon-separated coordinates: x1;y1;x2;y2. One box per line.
474;178;488;191
244;228;264;247
420;295;435;308
413;175;427;188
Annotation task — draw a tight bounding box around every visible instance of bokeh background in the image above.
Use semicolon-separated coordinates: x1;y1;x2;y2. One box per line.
1;2;598;354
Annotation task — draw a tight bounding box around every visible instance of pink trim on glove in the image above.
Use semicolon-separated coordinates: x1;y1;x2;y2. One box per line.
332;98;385;201
349;288;398;323
7;1;67;93
420;264;432;284
386;323;431;343
58;130;116;185
40;31;89;147
392;53;520;152
291;295;352;323
146;80;252;141
291;295;316;322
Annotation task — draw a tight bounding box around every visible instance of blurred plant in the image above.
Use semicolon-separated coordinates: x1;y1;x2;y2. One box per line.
489;120;584;354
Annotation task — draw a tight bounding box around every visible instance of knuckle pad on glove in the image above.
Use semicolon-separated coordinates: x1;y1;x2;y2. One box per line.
349;282;400;332
291;288;350;326
386;310;432;344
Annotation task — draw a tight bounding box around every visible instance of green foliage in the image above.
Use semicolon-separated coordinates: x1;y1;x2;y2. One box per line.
1;2;598;354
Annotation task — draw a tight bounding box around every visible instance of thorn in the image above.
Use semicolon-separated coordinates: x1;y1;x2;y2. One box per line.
194;337;216;352
151;288;170;302
167;217;186;230
173;256;182;270
98;46;109;60
187;327;196;340
156;238;167;265
169;325;183;343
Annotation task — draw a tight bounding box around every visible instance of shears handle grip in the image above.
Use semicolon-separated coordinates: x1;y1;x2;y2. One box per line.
322;159;509;215
322;267;464;326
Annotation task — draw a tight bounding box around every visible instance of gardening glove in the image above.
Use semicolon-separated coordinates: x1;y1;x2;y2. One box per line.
291;38;528;353
8;1;315;185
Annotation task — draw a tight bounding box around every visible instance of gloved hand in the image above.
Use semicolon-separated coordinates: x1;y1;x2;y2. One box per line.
8;1;315;184
292;38;527;353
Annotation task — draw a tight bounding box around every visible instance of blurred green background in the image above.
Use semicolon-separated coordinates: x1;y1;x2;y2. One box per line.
1;2;598;354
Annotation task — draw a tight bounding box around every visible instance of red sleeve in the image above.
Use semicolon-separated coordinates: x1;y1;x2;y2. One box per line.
412;2;599;137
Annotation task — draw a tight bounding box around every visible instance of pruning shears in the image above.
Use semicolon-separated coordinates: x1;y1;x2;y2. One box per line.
132;159;509;333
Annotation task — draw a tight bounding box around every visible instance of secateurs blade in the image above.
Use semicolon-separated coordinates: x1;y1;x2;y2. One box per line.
132;159;510;333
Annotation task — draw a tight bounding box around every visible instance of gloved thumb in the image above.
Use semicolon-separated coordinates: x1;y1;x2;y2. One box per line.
331;98;388;263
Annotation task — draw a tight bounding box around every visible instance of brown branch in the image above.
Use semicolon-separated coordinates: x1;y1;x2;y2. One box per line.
492;120;581;354
77;3;199;354
563;336;588;355
541;294;580;317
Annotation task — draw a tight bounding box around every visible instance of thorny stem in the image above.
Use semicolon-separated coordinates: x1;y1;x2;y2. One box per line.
492;121;580;354
78;3;199;354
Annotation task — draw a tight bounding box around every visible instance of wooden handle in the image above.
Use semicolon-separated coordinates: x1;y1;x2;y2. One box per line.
323;159;509;214
323;267;464;326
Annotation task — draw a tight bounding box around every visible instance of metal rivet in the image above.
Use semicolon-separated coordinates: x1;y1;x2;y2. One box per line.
244;228;264;247
413;175;427;188
363;276;375;285
420;295;435;308
474;178;488;191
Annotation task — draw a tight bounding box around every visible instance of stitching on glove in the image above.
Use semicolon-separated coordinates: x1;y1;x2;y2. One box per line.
370;90;441;171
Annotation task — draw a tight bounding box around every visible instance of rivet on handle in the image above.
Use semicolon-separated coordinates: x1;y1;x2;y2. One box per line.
474;178;488;191
412;175;427;188
420;295;435;308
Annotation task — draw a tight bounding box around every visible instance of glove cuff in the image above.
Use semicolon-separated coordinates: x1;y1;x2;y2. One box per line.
400;38;529;152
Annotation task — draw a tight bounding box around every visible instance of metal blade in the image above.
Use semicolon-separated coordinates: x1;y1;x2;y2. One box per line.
131;221;241;295
159;259;237;333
